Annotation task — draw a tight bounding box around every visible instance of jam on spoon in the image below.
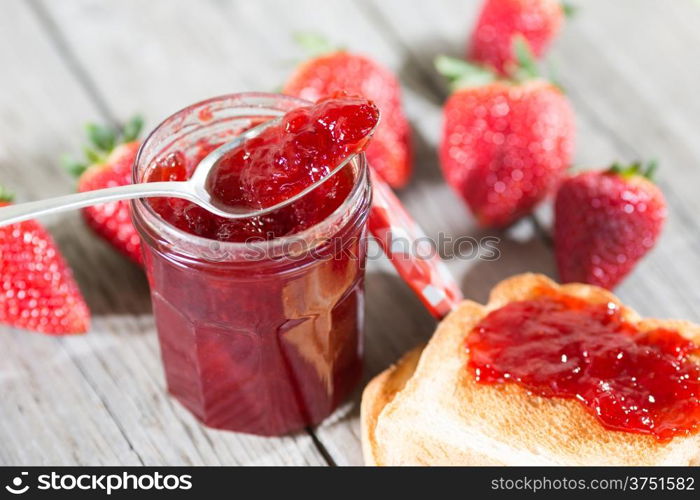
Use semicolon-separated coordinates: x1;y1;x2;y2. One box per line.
467;288;700;441
146;94;379;242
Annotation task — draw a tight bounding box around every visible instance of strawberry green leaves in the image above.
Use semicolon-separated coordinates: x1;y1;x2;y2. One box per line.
60;154;89;177
86;115;143;154
0;185;14;203
122;115;144;143
436;37;562;94
434;56;495;92
560;1;577;18
608;160;659;181
511;36;540;81
293;33;341;58
86;122;117;152
62;115;143;177
436;38;540;92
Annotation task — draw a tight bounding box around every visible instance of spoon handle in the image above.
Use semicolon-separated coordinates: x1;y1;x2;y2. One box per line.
368;169;463;319
0;182;193;226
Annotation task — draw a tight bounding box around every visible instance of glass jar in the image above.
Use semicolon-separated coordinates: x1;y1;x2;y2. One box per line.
132;93;371;436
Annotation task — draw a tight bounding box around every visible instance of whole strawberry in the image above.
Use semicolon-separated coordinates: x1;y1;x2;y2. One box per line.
554;162;666;289
0;188;90;334
63;116;143;264
436;51;574;227
469;0;567;75
283;34;412;188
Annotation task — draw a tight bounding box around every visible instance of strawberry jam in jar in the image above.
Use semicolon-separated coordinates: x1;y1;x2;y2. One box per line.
132;93;373;436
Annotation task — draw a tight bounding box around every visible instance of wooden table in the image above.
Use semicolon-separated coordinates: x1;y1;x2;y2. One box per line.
1;0;699;466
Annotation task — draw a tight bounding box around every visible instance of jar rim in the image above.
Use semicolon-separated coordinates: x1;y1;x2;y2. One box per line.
131;92;371;262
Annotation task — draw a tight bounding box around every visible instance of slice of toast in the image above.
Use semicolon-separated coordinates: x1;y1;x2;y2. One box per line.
361;273;700;466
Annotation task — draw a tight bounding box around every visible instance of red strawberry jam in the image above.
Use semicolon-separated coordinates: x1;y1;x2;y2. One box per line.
467;289;700;441
134;94;378;436
146;95;378;242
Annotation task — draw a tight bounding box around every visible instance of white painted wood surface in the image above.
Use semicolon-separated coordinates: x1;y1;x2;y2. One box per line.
0;0;698;465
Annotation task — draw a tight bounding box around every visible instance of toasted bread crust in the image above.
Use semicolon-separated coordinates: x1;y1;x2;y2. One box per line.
361;345;424;466
362;273;700;466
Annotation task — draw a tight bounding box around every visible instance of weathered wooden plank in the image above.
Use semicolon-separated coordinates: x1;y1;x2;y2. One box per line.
19;0;700;466
0;0;325;466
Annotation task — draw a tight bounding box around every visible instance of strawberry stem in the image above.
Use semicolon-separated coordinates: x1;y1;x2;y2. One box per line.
0;185;14;203
294;33;341;57
510;36;540;82
434;55;496;91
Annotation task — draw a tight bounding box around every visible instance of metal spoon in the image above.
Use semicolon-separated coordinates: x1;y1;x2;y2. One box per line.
0;117;364;226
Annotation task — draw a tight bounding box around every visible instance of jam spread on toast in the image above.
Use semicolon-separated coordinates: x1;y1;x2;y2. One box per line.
467;288;700;441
